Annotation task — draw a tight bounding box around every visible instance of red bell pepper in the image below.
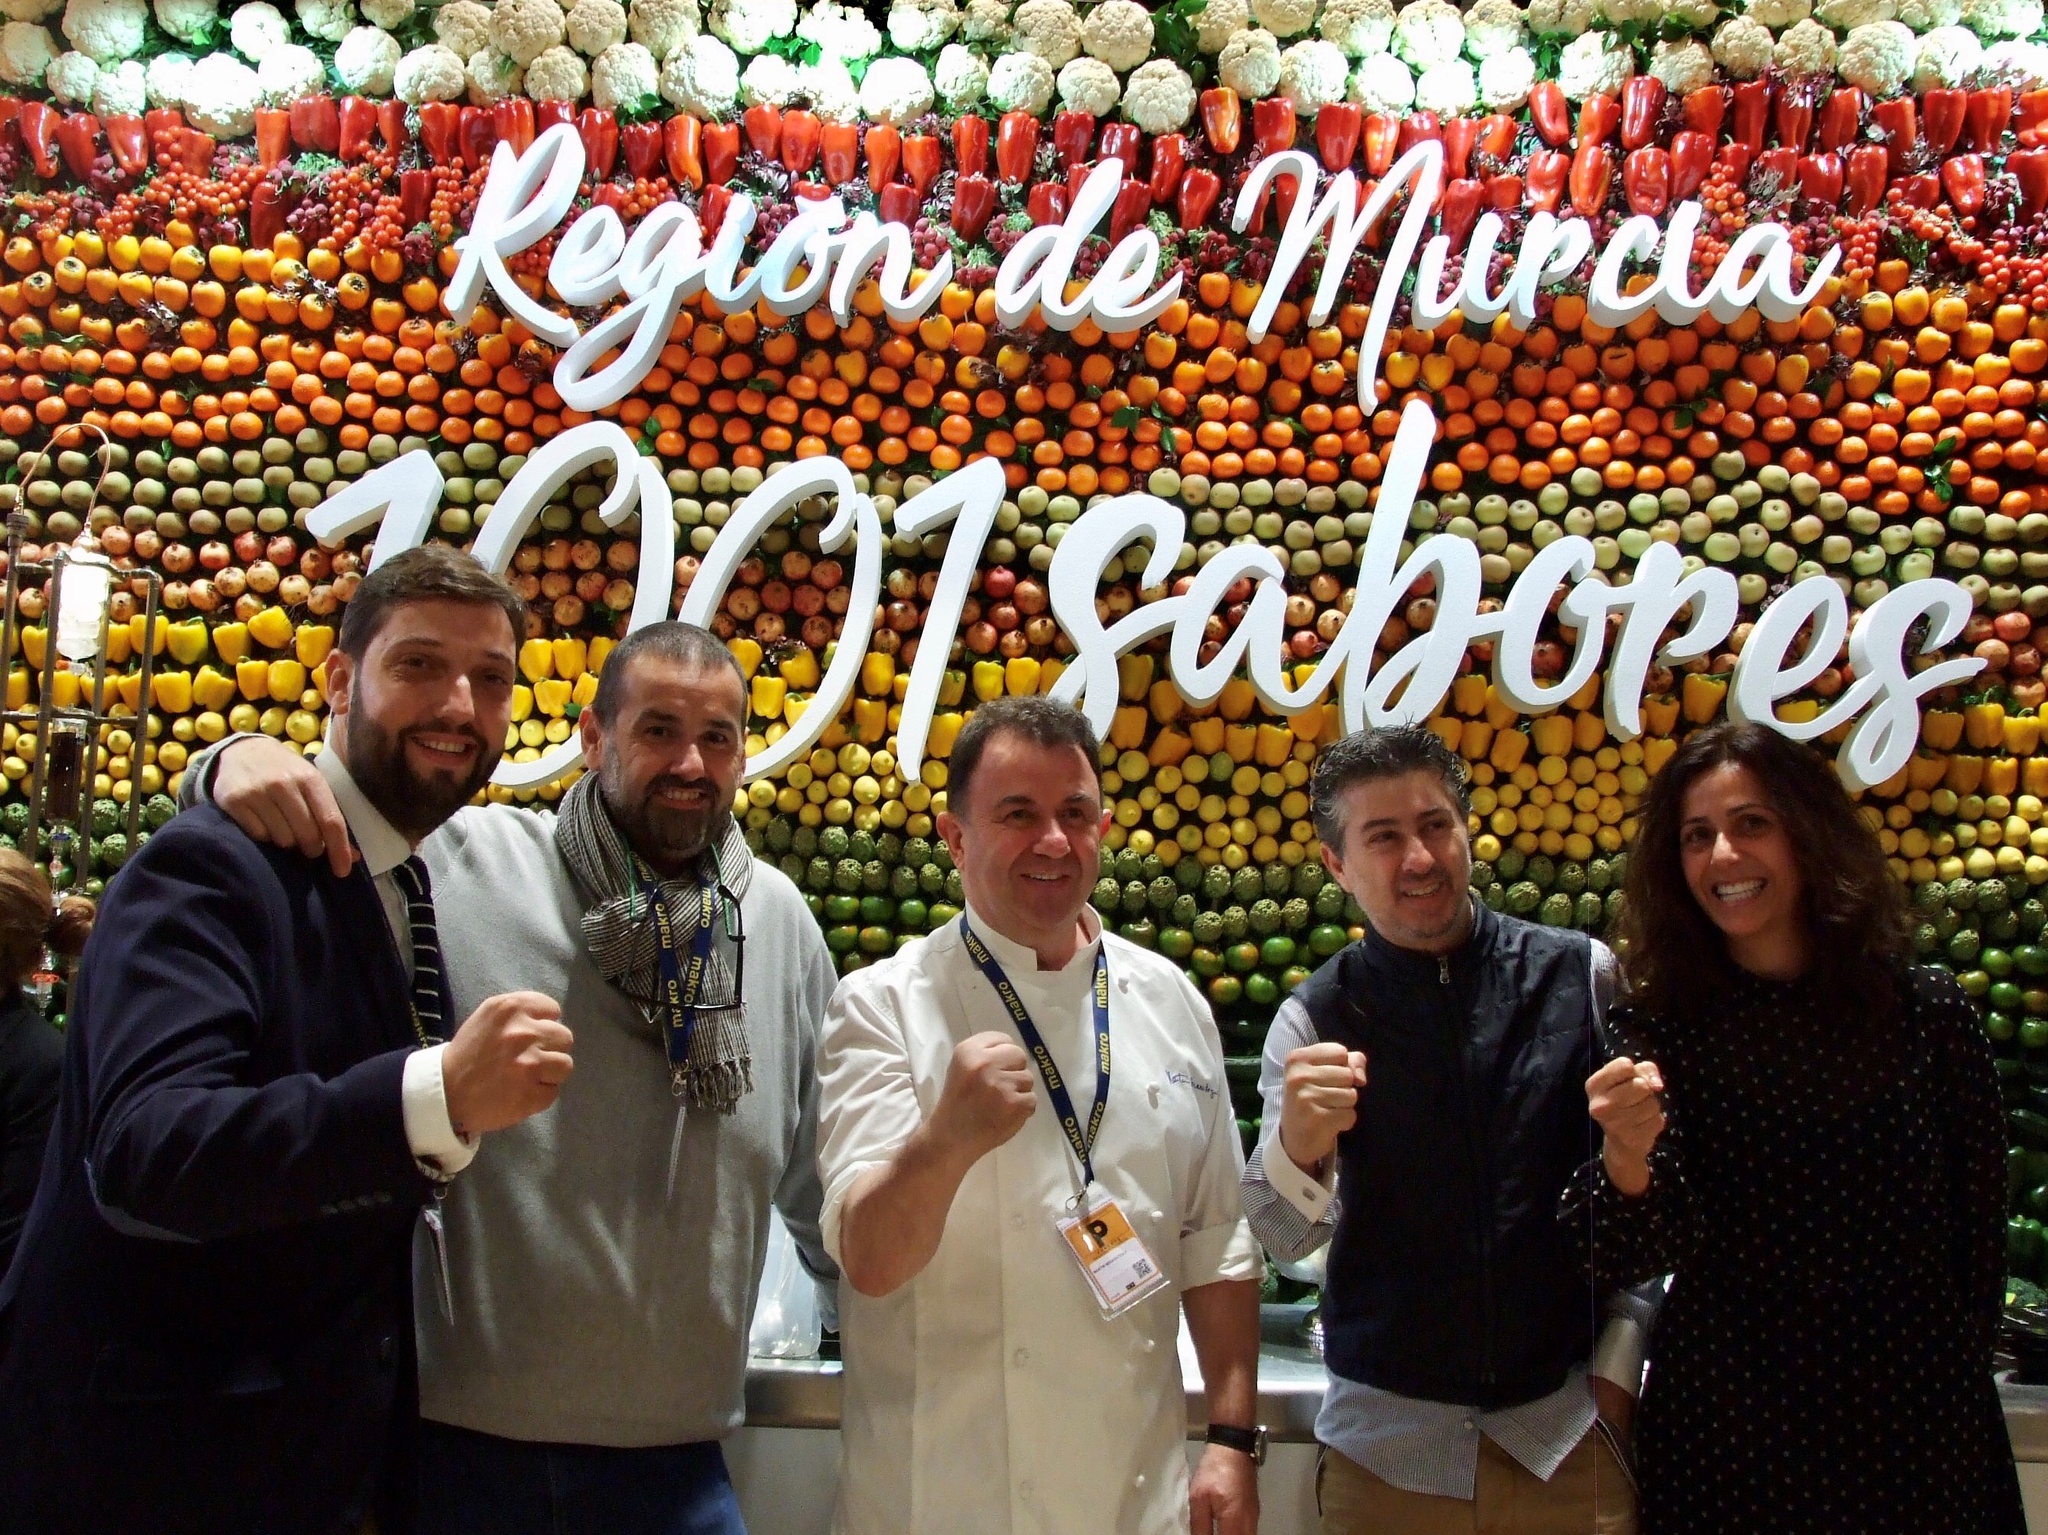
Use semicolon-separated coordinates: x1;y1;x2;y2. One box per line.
377;97;408;154
399;167;434;227
953;172;997;240
705;120;741;184
1199;87;1240;154
1272;170;1304;228
1714;140;1753;187
700;182;733;239
622;120;664;179
1485;175;1521;210
1896;171;1942;209
1439;177;1483;247
173;128;214;175
1844;143;1888;214
1442;115;1477;179
418;101;461;167
591;183;631;215
952;113;989;175
2020;88;2048;146
2011;147;2048;218
17;102;57;180
1941;152;1987;216
742;102;780;158
793;182;833;202
1109;181;1153;243
1670;129;1713;201
102;113;146;175
1318;102;1362;172
902;132;943;192
1922;88;1966;157
878;182;921;225
1065;160;1094;215
1773;86;1812;152
1871;95;1917;176
1029;180;1071;227
1363;112;1399;175
535;100;576;135
336;95;374;160
253;107;290;169
1753;146;1797;193
1396;111;1441;157
864;122;900;190
1098;120;1142;175
1177;166;1221;231
55;112;100;181
460;105;497;167
1682;85;1726;138
780;108;820;174
1475;113;1516;164
1966;85;2012;153
1529;81;1570;147
1817;86;1861;151
1577;91;1620;148
1795;151;1842;210
495;96;536;158
288;94;338;155
577;109;618;180
1148;132;1186;202
1253;97;1296;158
995;111;1038;183
1570;142;1612;216
1526;149;1569;212
1052;109;1094;172
1622;147;1670;218
1619;77;1664;150
819;121;856;186
1730;80;1770;150
249;181;287;249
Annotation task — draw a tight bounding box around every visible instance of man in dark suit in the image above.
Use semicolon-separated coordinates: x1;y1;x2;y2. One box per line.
0;544;576;1535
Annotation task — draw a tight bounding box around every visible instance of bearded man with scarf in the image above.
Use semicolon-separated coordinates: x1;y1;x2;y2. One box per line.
181;621;837;1535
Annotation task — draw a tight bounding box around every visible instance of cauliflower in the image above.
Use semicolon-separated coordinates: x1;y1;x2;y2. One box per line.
1011;0;1079;65
1912;22;1981;83
1746;0;1810;23
1836;17;1915;88
151;0;214;45
493;0;568;62
1193;0;1247;48
1;0;61;21
590;37;654;102
226;0;283;55
984;46;1053;110
1556;26;1631;95
522;41;587;94
394;40;467;98
628;0;699;57
796;0;875;61
43;45;93;95
61;0;144;61
334;22;399;89
1815;0;1895;28
256;40;321;99
1055;52;1116;112
1393;0;1463;67
1278;37;1349;109
1412;56;1475;111
1648;36;1714;91
708;0;796;51
1663;0;1721;27
1525;0;1595;35
1349;49;1413;108
1983;35;2048;80
1709;14;1775;74
857;52;932;119
358;0;407;26
1963;0;2044;35
932;40;986;106
1252;0;1317;37
1218;25;1281;94
143;47;192;100
0;18;52;79
465;44;523;97
962;0;1009;44
1897;0;1963;26
294;0;351;41
1476;43;1534;106
182;48;259;131
1121;56;1194;131
659;29;736;109
572;0;629;52
1598;0;1660;22
1318;0;1392;54
1082;0;1150;67
1773;17;1836;71
887;0;956;51
434;0;493;56
738;45;796;98
90;52;140;108
1461;0;1522;58
799;53;858;115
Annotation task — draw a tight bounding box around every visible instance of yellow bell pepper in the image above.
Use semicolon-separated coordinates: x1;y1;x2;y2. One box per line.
518;637;555;683
534;678;573;717
19;626;45;671
1641;696;1681;736
1117;652;1154;701
1004;657;1041;697
1187;717;1226;756
927;711;965;757
937;669;967;707
1908;753;1951;792
1288;707;1325;745
210;621;249;665
1255;723;1294;767
779;648;821;689
589;635;617;675
4;667;23;710
114;673;142;709
166;620;208;666
192;665;236;711
128;614;168;657
1458;720;1494;762
2006;714;2042;756
266;660;307;701
1427;715;1463;752
551;636;587;682
1451;673;1488;716
509;684;534;723
1573;711;1606;754
103;623;131;666
1147;728;1193;769
1986;757;2021;797
2025;756;2048;797
1038;658;1065;695
1488;727;1530;773
1681;673;1728;725
294;624;335;668
246;607;293;651
861;652;895;696
971;660;1005;702
1921;709;1965;751
1945;754;1986;795
1966;700;2009;750
151;670;193;713
853;696;888;742
47;670;80;709
1109;705;1149;751
1776;699;1820;725
1643;736;1678;774
1567;671;1602;712
1217;677;1256;721
750;675;788;719
1529;714;1574;759
1483;685;1519;729
571;672;599;708
236;659;272;701
1224;723;1257;764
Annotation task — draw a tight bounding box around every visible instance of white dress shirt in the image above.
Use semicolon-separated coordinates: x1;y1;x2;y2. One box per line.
817;906;1261;1535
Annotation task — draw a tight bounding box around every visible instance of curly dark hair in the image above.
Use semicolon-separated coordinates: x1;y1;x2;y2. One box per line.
1619;722;1910;1024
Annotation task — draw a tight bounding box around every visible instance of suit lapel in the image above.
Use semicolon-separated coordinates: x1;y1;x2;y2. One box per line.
331;861;418;1054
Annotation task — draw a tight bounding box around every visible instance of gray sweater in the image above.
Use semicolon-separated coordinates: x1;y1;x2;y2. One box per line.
187;750;838;1447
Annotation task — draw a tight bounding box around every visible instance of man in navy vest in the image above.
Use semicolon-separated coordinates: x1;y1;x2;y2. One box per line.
1242;725;1651;1534
0;545;575;1535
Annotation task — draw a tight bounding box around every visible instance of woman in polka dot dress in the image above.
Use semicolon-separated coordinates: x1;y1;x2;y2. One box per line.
1560;721;2025;1535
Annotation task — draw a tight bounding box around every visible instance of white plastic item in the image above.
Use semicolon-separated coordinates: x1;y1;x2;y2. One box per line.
748;1209;821;1360
54;557;111;663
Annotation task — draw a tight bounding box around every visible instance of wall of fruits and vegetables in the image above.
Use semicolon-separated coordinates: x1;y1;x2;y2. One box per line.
0;0;2046;1283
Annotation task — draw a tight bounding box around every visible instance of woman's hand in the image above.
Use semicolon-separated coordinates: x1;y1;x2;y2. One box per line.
1587;1056;1665;1197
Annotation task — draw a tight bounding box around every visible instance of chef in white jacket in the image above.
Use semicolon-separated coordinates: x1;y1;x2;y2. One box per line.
818;695;1264;1535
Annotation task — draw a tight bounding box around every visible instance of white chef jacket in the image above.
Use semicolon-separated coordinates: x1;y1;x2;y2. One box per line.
818;906;1262;1535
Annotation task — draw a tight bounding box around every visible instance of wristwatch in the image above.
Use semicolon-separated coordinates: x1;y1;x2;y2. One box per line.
1204;1423;1268;1465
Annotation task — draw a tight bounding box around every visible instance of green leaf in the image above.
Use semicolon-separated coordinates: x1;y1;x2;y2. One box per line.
1111;405;1140;429
616;91;665;125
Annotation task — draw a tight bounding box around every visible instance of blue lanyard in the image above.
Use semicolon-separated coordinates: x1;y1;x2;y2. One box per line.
958;915;1111;1190
646;877;720;1071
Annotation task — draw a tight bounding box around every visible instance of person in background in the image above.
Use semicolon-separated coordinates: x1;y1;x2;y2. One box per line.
819;695;1263;1535
187;619;837;1535
0;545;572;1535
1567;721;2025;1534
1244;725;1647;1535
0;856;91;1275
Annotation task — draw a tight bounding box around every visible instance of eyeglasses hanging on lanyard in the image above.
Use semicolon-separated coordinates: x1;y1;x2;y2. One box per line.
639;842;745;1093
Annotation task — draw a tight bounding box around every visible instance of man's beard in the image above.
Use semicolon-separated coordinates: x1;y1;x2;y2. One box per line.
345;715;498;841
599;758;731;877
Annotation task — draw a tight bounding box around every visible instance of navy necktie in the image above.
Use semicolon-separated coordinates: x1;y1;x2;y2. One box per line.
392;856;447;1045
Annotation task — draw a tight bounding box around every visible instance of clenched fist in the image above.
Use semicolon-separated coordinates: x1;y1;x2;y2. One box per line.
1586;1056;1665;1197
1279;1041;1368;1174
930;1031;1037;1163
441;992;575;1137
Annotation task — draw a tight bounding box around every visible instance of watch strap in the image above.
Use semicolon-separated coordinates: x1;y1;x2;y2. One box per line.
1204;1423;1267;1464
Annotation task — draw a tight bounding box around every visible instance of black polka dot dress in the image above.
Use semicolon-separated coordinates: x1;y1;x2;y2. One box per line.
1561;966;2026;1535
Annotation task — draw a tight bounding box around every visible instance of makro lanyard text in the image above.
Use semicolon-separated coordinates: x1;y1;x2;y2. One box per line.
958;915;1111;1195
644;870;722;1084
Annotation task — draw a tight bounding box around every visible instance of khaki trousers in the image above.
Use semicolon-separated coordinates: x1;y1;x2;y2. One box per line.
1317;1430;1639;1535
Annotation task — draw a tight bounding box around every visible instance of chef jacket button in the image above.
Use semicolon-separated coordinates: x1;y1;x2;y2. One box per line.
1149;1209;1163;1223
1142;1337;1156;1353
1012;1347;1029;1367
1133;1474;1146;1490
1463;1418;1475;1431
1010;1213;1025;1229
1017;1481;1033;1501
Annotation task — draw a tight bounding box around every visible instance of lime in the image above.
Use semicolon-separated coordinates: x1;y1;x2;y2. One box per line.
1959;968;1990;998
1225;942;1261;974
1986;1010;2019;1043
1992;979;2025;1012
1985;947;2016;979
825;924;860;954
859;895;896;926
1190;945;1225;978
1280;964;1311;993
858;925;895;954
1208;975;1243;1008
2024;1015;2048;1050
1244;972;1279;1007
2020;945;2048;977
897;898;929;929
1309;923;1348;957
1260;935;1297;968
824;894;861;922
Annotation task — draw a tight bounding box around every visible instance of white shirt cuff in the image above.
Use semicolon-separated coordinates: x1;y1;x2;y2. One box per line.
1267;1137;1336;1225
402;1044;477;1179
1591;1314;1647;1398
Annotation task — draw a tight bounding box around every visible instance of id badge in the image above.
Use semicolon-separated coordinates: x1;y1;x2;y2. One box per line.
1056;1192;1170;1317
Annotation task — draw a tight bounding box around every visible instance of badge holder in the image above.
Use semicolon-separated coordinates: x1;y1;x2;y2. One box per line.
1057;1187;1170;1318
